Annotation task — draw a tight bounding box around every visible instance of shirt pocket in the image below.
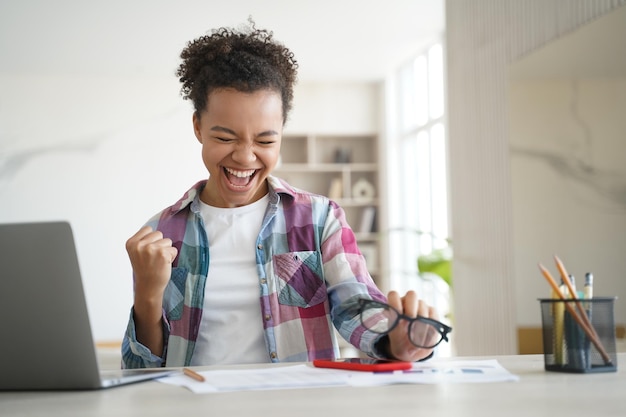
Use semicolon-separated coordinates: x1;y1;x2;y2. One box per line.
273;251;327;308
162;267;188;321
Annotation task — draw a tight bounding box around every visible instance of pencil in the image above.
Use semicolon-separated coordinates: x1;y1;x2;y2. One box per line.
538;263;612;365
183;367;205;382
551;282;565;365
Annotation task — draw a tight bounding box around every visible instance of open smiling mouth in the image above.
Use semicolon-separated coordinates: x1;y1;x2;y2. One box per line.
224;167;258;188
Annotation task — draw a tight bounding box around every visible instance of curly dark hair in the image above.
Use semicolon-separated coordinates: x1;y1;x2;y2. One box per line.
176;22;298;124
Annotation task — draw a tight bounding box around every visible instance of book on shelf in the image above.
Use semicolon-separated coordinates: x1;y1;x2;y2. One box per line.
359;206;376;234
327;177;343;200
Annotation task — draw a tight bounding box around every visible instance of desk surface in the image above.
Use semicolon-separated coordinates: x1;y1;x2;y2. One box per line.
2;353;625;417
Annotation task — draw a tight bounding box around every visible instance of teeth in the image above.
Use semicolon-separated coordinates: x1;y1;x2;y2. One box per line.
225;167;255;178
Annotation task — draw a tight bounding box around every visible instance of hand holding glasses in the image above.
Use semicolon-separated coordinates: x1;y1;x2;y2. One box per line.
357;298;452;349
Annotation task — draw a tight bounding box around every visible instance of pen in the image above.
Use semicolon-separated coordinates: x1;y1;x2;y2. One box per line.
584;273;593;300
564;275;585;369
563;274;579;368
583;272;594;368
183;367;205;382
555;259;597;369
568;274;583;299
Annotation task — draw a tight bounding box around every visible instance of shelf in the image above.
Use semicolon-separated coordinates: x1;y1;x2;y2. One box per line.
330;199;378;207
276;133;384;285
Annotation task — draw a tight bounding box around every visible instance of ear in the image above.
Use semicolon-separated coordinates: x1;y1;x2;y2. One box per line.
192;112;202;143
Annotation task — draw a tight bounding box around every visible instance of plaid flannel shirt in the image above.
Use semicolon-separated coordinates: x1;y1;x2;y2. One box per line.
122;176;387;368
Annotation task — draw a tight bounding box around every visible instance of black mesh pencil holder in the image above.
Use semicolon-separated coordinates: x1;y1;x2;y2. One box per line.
539;297;618;373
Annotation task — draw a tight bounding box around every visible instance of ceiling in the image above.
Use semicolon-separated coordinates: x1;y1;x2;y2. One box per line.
510;5;626;79
0;0;445;82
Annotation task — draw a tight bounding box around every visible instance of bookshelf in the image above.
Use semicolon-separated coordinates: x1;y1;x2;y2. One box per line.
274;133;384;284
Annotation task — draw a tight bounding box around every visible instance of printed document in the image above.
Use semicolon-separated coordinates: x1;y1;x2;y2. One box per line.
159;359;519;394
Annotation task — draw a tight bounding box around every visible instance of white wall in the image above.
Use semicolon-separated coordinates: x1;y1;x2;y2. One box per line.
0;74;203;341
0;75;379;342
510;78;626;326
287;82;381;134
445;0;625;355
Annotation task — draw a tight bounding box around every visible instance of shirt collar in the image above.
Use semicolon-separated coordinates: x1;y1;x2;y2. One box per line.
168;176;296;215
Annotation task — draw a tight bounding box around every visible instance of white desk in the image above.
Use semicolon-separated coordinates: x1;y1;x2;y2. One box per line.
2;353;625;417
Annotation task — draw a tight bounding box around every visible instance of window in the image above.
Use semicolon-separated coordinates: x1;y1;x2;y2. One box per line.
385;42;450;350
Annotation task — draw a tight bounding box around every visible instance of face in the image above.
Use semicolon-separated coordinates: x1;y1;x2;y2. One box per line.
193;88;283;208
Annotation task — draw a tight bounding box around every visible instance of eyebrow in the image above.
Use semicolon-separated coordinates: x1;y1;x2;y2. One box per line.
210;125;279;137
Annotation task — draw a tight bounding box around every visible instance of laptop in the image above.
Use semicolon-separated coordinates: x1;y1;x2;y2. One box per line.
0;221;173;390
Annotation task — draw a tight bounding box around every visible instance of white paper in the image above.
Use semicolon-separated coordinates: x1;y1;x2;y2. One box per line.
348;359;520;386
159;364;351;393
159;359;519;394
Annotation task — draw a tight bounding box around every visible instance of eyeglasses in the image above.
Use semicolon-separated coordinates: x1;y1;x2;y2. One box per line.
357;298;452;349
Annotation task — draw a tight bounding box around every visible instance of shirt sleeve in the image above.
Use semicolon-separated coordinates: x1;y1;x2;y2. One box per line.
121;307;169;368
320;200;388;358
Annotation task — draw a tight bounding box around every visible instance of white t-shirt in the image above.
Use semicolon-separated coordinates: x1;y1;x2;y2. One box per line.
190;194;270;365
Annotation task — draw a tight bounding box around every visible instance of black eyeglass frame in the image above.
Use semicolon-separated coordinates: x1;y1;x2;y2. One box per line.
357;298;453;349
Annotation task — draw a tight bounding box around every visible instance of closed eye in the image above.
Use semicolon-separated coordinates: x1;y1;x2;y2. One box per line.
214;136;235;143
257;129;280;146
